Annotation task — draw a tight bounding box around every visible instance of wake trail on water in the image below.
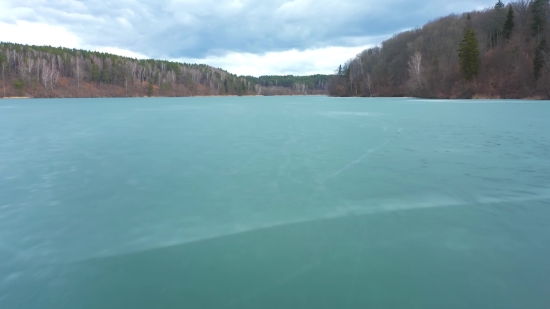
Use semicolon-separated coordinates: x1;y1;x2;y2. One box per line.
324;121;401;182
76;190;550;263
326;139;390;181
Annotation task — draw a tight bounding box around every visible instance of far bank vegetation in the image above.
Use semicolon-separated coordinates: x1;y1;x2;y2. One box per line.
329;0;550;99
0;43;329;98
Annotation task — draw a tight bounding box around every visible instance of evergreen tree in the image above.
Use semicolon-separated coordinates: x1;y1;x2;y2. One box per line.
534;40;547;80
503;5;515;40
148;81;154;97
458;26;480;81
466;13;473;28
531;0;548;42
101;67;111;84
101;60;110;84
91;62;100;82
187;73;194;91
13;79;25;95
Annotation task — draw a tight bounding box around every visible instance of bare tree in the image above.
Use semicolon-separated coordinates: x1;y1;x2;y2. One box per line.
18;61;27;80
356;54;374;96
167;70;176;86
1;62;5;97
74;55;83;88
513;0;531;43
50;68;60;90
13;50;22;71
37;58;44;83
408;52;423;90
19;58;36;82
56;55;63;75
124;77;128;96
294;83;307;94
27;58;35;84
158;71;163;89
159;63;166;88
138;65;145;83
255;84;262;95
351;58;364;95
365;72;373;96
5;49;11;70
41;61;51;89
127;61;137;82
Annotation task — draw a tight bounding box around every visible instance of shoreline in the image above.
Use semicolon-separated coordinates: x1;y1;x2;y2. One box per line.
327;95;550;100
2;95;546;100
0;94;326;100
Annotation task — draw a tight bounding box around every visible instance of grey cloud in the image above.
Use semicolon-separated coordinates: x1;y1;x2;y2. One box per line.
3;0;496;58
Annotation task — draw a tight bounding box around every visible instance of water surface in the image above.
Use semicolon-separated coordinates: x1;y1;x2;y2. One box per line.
1;97;549;308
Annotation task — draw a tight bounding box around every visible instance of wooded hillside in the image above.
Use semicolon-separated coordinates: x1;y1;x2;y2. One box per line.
329;0;550;99
0;43;328;98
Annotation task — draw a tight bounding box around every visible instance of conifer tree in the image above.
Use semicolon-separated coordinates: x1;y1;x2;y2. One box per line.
101;59;110;84
91;62;99;83
148;81;154;96
531;0;548;42
534;40;547;80
458;17;480;81
503;5;515;40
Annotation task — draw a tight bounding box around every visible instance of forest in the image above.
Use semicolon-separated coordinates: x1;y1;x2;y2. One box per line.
329;0;550;99
0;43;328;98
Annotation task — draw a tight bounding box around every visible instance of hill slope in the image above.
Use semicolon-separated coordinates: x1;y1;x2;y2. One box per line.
329;0;550;99
0;43;328;98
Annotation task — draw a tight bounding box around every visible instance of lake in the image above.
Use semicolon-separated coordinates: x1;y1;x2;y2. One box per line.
1;96;549;308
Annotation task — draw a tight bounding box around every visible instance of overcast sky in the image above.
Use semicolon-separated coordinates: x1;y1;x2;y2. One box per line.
0;0;497;76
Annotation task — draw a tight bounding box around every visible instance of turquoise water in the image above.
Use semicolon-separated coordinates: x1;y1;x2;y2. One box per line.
1;97;550;308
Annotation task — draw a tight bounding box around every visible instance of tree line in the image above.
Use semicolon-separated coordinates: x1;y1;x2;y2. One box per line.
253;75;329;92
329;0;550;99
0;43;329;98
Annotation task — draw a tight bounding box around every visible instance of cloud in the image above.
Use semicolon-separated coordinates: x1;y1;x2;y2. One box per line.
93;47;148;59
0;20;80;48
0;0;497;75
177;44;377;76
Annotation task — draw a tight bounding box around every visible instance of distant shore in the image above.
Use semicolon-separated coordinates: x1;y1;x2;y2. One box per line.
0;94;326;100
2;95;547;100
